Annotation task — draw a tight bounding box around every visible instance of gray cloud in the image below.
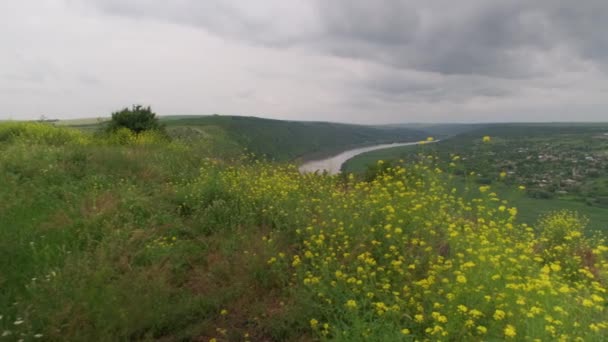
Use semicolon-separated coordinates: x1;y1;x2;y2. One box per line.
313;0;608;79
1;0;608;122
359;68;517;105
82;0;608;78
80;0;318;47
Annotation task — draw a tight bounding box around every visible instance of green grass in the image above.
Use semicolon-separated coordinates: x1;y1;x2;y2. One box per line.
1;122;607;341
0;123;300;340
455;179;608;233
514;194;608;232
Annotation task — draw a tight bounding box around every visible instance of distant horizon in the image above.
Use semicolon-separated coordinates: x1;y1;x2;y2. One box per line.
2;113;608;126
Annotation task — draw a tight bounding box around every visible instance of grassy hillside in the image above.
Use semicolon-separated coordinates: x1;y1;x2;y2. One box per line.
380;123;481;138
1;122;606;341
163;115;427;161
343;124;608;232
59;115;428;162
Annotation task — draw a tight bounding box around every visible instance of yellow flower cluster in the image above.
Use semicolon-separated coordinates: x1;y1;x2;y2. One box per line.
189;157;607;340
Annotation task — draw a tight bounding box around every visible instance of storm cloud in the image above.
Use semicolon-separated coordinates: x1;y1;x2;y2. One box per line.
1;0;607;123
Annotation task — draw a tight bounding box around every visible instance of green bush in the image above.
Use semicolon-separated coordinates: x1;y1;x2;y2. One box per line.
106;105;164;134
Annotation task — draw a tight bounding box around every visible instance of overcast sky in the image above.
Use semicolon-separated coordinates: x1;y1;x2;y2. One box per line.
1;0;607;123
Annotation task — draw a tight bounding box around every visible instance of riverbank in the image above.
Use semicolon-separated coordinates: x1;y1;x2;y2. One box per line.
299;141;437;174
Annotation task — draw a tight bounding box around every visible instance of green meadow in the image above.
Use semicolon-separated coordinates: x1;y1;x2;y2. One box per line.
0;120;606;341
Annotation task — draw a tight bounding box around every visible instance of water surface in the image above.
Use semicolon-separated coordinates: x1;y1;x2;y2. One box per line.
299;141;430;175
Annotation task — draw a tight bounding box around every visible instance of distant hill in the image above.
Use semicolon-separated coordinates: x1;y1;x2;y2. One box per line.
52;114;428;161
161;115;428;161
53;117;109;126
379;123;482;139
440;122;608;143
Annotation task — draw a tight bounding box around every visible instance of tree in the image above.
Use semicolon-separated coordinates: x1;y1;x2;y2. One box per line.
106;105;163;134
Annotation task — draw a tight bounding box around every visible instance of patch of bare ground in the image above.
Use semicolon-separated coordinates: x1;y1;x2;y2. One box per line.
181;228;310;342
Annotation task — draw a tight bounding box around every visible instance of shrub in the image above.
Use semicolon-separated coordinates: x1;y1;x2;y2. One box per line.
106;105;164;134
538;210;588;248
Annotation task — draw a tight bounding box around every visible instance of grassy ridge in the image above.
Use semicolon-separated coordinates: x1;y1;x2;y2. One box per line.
1;122;607;341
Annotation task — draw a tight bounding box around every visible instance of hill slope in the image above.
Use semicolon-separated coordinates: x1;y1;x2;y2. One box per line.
343;123;608;232
1;122;606;341
162;115;428;161
60;115;428;161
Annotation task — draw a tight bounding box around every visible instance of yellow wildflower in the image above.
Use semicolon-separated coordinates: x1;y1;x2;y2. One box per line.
504;324;517;338
494;310;506;320
345;300;358;310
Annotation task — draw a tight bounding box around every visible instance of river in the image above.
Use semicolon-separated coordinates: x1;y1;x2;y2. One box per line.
299;141;435;175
